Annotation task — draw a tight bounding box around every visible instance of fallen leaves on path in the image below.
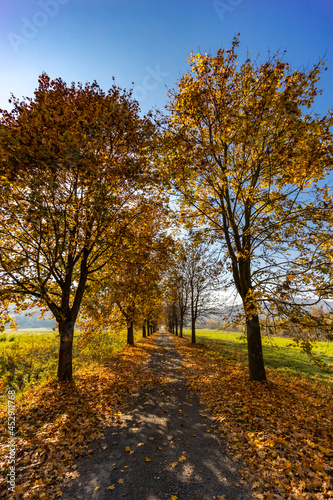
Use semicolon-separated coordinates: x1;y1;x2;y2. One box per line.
171;335;333;500
0;336;160;499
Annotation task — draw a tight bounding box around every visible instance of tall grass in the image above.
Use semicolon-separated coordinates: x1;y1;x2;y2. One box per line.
0;328;142;405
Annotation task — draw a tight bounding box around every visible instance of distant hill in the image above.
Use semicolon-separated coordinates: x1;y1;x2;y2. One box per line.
202;298;333;322
6;306;56;329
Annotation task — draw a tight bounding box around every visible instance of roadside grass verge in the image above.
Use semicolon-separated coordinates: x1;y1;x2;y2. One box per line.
182;328;333;386
0;328;144;406
172;333;333;500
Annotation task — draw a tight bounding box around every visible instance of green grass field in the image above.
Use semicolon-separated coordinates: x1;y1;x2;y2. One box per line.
182;328;333;385
0;327;143;403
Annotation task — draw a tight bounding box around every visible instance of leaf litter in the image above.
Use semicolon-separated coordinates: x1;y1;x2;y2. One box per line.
172;335;333;500
0;336;160;499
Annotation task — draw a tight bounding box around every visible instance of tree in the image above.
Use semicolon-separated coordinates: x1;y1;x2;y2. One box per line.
181;236;222;344
0;74;155;381
166;234;223;343
166;246;190;339
164;36;333;380
79;199;172;345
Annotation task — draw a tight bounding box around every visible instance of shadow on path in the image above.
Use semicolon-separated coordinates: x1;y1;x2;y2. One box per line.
61;331;253;500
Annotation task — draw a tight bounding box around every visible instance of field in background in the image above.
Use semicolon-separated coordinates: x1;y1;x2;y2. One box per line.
0;328;142;404
182;328;333;385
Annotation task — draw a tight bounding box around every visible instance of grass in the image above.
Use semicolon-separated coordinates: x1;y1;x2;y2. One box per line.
0;327;143;406
182;328;333;385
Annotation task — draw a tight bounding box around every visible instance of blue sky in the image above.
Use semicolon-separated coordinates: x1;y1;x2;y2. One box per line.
0;0;332;116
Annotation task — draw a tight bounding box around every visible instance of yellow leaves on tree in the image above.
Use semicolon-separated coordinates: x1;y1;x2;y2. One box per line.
164;35;333;381
0;73;157;382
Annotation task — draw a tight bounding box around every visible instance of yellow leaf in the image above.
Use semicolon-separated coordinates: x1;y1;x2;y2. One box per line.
118;479;124;484
171;496;178;500
171;462;178;468
106;485;115;491
178;455;186;462
94;486;100;492
125;446;131;453
144;457;151;462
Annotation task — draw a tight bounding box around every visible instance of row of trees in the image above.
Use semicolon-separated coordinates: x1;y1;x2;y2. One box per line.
1;36;332;382
0;74;168;381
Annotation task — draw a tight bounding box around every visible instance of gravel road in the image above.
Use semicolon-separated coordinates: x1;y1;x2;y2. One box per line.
60;331;253;500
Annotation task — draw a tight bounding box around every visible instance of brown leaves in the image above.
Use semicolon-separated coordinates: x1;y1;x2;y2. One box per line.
172;335;333;500
0;336;159;499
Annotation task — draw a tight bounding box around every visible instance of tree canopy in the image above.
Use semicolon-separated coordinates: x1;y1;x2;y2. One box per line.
162;36;333;380
0;73;157;380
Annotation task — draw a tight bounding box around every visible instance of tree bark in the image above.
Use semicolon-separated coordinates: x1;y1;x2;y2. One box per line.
246;314;266;381
142;324;146;338
191;315;196;344
57;319;75;381
179;315;183;338
127;321;134;346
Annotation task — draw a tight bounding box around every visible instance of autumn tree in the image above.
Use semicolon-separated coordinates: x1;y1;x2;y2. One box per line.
165;245;189;338
0;74;156;381
79;199;172;345
166;234;223;343
163;36;333;380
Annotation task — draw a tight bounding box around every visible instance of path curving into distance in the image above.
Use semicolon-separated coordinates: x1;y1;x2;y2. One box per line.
60;331;253;500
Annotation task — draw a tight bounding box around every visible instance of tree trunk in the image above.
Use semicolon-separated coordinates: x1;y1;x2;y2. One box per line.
57;319;75;381
179;315;183;338
142;324;146;338
191;316;196;344
246;314;266;381
127;321;134;346
147;318;150;336
175;315;178;336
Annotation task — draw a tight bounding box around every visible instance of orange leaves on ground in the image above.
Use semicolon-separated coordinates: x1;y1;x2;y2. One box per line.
172;335;333;500
0;336;159;499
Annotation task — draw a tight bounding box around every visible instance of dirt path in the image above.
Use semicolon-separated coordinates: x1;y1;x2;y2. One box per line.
60;331;253;500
